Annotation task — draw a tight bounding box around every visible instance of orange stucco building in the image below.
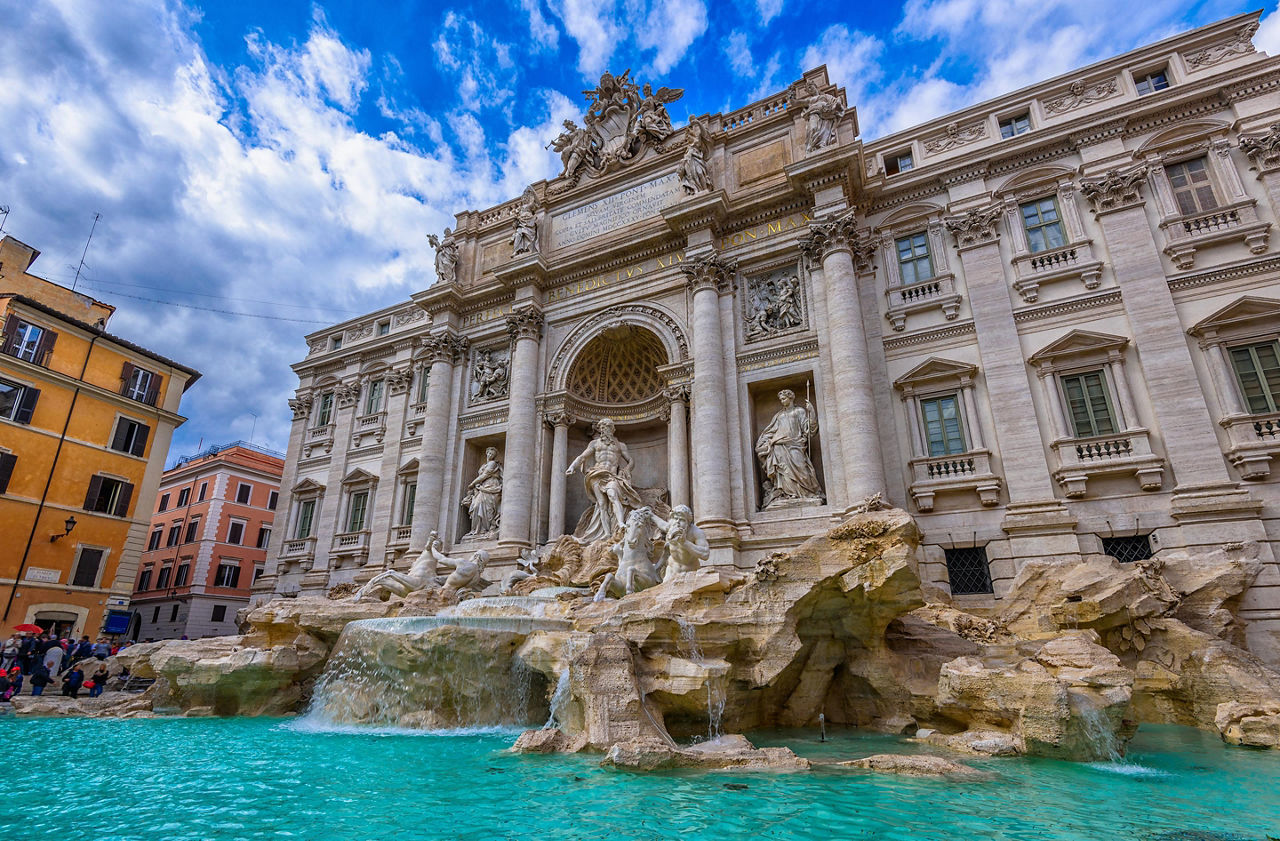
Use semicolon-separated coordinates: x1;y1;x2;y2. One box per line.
0;235;200;637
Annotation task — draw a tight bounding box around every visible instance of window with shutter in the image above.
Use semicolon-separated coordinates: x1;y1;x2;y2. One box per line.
138;568;153;591
919;394;967;456
156;566;172;589
184;517;201;543
1230;341;1280;414
295;499;315;538
147;528;163;551
113;482;133;517
71;548;105;588
1060;371;1117;438
34;329;57;366
109;418;149;456
84;475;105;511
1166;158;1218;216
0;451;15;494
895;233;934;285
175;564;190;587
1;378;39;424
236;483;252;504
8;320;45;363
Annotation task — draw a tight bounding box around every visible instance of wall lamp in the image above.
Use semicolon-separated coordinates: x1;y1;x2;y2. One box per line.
50;515;77;543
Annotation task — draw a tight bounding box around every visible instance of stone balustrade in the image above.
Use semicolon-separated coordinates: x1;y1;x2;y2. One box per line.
1160;198;1271;269
884;273;961;331
907;449;1002;512
1051;428;1165;497
1010;240;1103;302
1221;410;1280;479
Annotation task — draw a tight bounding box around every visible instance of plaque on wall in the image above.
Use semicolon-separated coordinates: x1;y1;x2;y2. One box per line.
550;173;684;250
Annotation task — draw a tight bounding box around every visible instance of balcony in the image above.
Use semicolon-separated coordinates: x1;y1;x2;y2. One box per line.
1010;241;1104;303
404;402;427;438
279;535;317;571
1221;411;1280;479
351;411;386;449
1160;199;1271;270
331;530;371;567
302;424;334;459
884;273;962;332
387;524;413;547
1051;429;1164;497
907;449;1002;512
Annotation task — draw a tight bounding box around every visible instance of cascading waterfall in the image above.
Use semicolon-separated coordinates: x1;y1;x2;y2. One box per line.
1076;700;1123;762
676;618;726;742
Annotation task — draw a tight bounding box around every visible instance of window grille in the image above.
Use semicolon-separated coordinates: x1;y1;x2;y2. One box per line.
1102;535;1153;564
945;546;994;595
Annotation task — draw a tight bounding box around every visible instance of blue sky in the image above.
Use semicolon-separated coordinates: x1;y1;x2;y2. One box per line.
2;0;1277;462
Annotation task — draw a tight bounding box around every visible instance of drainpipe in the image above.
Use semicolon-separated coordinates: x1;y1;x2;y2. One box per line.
4;328;104;622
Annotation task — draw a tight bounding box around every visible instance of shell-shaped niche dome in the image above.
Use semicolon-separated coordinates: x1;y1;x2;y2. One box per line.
567;325;667;405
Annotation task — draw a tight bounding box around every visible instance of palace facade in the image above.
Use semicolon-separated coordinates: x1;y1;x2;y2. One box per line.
259;12;1280;662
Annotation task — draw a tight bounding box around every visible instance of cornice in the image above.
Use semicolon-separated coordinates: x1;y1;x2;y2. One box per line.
882;321;976;351
1167;254;1280;293
1013;288;1124;324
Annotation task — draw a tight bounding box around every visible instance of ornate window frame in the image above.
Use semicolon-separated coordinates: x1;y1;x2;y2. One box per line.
995;166;1103;302
351;366;389;450
332;468;377;568
280;478;325;570
388;459;419;551
874;204;961;331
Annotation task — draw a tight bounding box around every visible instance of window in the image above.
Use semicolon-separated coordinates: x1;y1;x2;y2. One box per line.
215;562;241;588
295;499;316;539
109;417;150;457
920;395;967;456
256;526;272;549
166;523;181;547
120;363;160;405
330;335;343;351
170;604;179;622
377;320;390;336
416;370;429;404
152;606;160;623
999;113;1031;139
1230;341;1280;414
347;490;369;532
212;605;227;623
198;482;208;502
267;490;278;510
227;520;245;545
1165;157;1219;216
945;546;993;595
83;476;133;517
0;452;13;494
0;377;39;424
1061;370;1117;438
177;488;190;507
156;566;172;590
138;568;153;591
236;483;252;504
365;379;385;415
1134;68;1169;96
72;548;105;588
400;482;416;526
314;392;334;427
885;150;914;175
174;563;190;587
158;492;170;512
895;233;934;285
147;528;163;551
1;318;55;365
253;565;264;583
183;516;201;543
1021;198;1067;253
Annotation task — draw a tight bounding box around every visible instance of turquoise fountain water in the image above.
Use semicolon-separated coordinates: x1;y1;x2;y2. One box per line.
1;717;1278;840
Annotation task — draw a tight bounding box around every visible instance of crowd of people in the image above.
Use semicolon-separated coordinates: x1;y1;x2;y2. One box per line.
0;633;130;702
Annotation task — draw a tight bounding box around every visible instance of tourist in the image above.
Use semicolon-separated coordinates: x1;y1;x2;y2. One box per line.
4;667;21;699
73;636;94;664
29;666;50;696
17;634;37;674
0;671;10;702
1;635;19;671
42;641;64;676
60;664;84;698
87;664;109;698
92;638;110;660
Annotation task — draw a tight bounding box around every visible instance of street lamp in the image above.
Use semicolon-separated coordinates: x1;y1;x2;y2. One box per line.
49;515;77;543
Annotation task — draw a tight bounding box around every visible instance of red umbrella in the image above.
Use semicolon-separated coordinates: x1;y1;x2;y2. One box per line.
12;624;42;633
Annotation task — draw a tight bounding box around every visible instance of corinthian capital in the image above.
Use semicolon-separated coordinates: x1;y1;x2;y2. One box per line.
1079;165;1148;214
1241;123;1280;173
288;392;313;421
507;306;545;342
944;205;1004;249
801;209;867;262
680;253;738;294
424;331;470;364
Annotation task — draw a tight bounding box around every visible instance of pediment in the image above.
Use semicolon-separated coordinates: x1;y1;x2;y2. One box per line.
1136;119;1231;156
398;458;420;475
994;164;1076;196
340;467;379;486
291;478;325;494
1029;329;1128;363
878;202;944;229
894;357;978;389
1189;296;1280;337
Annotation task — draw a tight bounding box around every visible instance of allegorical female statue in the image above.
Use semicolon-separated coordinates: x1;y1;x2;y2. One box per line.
512;187;538;255
463;447;503;537
428;227;459;284
755;389;824;508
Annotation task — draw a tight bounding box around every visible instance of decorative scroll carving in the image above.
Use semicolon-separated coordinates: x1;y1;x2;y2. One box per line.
924;120;987;154
801;210;865;263
745;270;805;341
427;228;459;284
680;253;738;294
1185;23;1257;67
470;347;510;402
1043;78;1119;115
507;307;545;343
548;71;683;181
345;323;374;341
288;393;313;421
664;383;691;403
1079;166;1149;213
944;206;1004;248
393;307;427;326
335;379;361;409
1241;123;1280;172
544;410;577;428
385;366;412;396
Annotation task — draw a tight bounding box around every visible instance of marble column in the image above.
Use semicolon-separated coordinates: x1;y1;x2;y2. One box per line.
804;214;886;507
545;410;572;542
681;255;735;530
665;384;690;509
498;307;544;550
410;332;468;552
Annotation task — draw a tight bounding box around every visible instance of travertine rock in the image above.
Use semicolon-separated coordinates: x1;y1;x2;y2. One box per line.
1214;701;1280;748
601;734;810;771
838;753;993;779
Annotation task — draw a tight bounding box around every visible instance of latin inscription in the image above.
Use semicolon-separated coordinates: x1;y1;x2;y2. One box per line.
738;348;819;373
462;305;511;328
715;211;813;250
551;173;684;249
548;252;685;303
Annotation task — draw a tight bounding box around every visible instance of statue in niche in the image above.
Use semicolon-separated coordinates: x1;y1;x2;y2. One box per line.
472;349;509;401
463;447;503;537
566;417;645;544
756;389;824;508
660;505;709;581
634;83;682;143
594;506;665;601
427;228;459;284
548;119;597;179
512;187;538;255
793;81;844;152
745;273;803;339
677;118;712;195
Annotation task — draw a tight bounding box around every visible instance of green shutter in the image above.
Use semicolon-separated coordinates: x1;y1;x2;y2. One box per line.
1231;342;1280;414
920;395;966;456
1061;371;1116;437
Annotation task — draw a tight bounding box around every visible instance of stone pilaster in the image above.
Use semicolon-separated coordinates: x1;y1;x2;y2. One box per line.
665;383;690;509
410;332;468;552
544;410;573;542
498;306;544;551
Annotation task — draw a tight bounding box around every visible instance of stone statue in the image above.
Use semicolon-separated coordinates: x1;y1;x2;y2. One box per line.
566;418;644;543
660;505;709;581
548;119;596;179
512;187;538;255
634;83;682;142
677;120;712;195
501;547;540;594
794;82;844;152
463;447;503;537
594;506;665;601
354;547;440;601
472;349;509;401
746;274;803;338
430;534;490;594
756;389;824;508
427;228;459;284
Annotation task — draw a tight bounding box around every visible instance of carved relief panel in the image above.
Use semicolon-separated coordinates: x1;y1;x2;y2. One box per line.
469;345;511;405
742;264;809;343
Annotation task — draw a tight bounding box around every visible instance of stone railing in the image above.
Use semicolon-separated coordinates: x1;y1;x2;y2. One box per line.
388;524;413;548
278;536;317;572
1221;411;1280;479
907;449;1001;511
884;273;961;331
721;94;790;132
351;411;387;449
330;530;371;568
1010;240;1103;302
302;424;334;459
1051;428;1164;496
1160;199;1270;270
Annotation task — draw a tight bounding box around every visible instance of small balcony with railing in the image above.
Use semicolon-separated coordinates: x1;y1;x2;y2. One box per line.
387;524;413;552
907;448;1002;512
1051;429;1165;497
303;423;334;459
1160;198;1271;270
1010;240;1104;303
351;411;387;449
404;402;427;438
330;530;371;567
278;535;317;571
1221;411;1280;480
884;273;962;332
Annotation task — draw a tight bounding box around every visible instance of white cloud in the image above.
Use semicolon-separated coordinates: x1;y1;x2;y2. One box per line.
800;24;884;102
432;11;516;112
548;0;707;79
519;0;561;49
756;0;784;26
635;0;709;75
1257;3;1280;56
724;30;755;78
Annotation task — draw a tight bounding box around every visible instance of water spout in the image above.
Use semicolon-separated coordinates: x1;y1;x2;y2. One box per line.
819;712;826;742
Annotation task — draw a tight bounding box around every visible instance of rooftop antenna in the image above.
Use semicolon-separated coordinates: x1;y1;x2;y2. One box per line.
0;205;10;235
71;212;101;292
248;411;259;445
